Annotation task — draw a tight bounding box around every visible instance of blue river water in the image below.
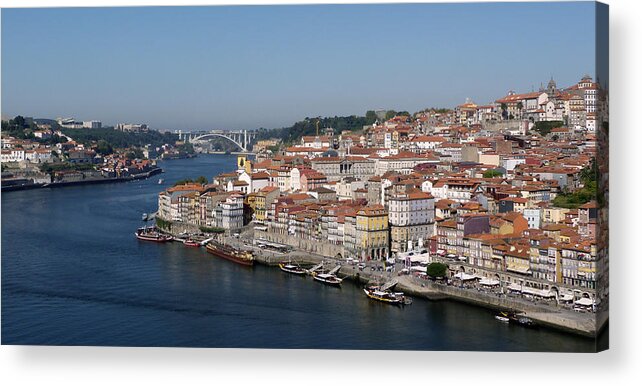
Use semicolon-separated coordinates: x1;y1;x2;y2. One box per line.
1;154;600;351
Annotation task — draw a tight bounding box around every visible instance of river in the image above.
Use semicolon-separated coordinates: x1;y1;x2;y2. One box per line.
1;154;600;351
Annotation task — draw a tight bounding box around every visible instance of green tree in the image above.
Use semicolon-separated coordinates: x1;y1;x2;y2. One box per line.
483;169;503;178
125;148;144;160
532;121;564;136
96;139;113;155
500;103;508;120
365;110;377;124
552;158;598;208
385;110;397;120
426;263;448;278
195;176;209;185
173;178;193;186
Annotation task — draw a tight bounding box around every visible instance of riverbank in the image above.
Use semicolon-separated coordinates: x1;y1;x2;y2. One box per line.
193;232;603;339
154;214;604;340
1;167;163;192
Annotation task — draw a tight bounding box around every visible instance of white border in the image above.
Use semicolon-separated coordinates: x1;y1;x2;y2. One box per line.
1;0;640;385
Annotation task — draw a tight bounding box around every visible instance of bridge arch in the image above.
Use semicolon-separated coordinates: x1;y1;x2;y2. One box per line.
191;133;247;151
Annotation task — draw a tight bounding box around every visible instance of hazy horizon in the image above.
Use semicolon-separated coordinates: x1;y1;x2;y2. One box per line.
2;2;596;131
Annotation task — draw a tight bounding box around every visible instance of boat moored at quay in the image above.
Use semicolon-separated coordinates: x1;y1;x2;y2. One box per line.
363;286;410;306
135;227;173;242
311;272;343;286
279;263;307;275
183;239;201;247
205;241;255;266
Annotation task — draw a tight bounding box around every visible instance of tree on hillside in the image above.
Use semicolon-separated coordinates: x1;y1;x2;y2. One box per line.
365;110;377;125
195;176;209;185
516;102;524;119
385;110;397;120
96;140;113;155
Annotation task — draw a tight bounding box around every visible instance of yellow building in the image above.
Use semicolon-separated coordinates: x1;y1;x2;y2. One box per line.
542;207;570;224
253;186;280;224
237;155;252;174
253;139;280;153
355;205;389;261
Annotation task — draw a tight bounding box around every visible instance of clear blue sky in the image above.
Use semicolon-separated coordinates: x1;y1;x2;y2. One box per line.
2;2;596;131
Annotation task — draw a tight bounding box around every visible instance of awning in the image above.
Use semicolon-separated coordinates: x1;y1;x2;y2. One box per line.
575;297;594;306
522;287;555;298
479;278;500;286
410;266;427;273
506;265;531;274
453;272;477;281
507;283;522;292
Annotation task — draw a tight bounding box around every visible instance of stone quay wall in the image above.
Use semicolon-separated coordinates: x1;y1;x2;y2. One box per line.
255;229;345;259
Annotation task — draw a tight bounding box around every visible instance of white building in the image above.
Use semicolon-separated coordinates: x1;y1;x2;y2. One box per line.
388;192;436;254
83;120;102;129
213;196;244;230
408;135;447;152
523;208;542;229
116;123;148;132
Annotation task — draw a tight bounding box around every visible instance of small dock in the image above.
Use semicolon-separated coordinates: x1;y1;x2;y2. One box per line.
379;279;398;291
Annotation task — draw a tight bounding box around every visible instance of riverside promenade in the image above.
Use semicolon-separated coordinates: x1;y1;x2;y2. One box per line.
219;232;603;338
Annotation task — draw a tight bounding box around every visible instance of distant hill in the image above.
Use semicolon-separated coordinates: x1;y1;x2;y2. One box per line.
255;113;378;144
61;127;178;149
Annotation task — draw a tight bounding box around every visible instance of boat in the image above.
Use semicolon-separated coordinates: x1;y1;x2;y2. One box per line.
363;286;409;305
183;239;201;247
206;242;254;266
135;227;172;242
142;213;148;221
512;316;537;328
311;272;342;286
495;314;510;323
498;311;537;328
279;263;307;275
158;178;164;184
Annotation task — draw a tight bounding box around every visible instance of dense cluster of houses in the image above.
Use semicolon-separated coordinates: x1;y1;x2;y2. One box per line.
158;75;606;300
2;127;159;185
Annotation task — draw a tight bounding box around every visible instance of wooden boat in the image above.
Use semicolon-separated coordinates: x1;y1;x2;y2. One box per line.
498;311;537;328
512;315;536;328
279;263;307;275
363;286;409;305
312;272;342;286
183;239;201;247
495;315;510;323
206;242;254;266
135;227;172;242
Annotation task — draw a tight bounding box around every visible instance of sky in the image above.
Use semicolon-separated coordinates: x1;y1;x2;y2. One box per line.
1;2;597;131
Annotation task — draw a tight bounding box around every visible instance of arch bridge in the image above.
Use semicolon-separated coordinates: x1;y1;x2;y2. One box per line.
176;129;257;152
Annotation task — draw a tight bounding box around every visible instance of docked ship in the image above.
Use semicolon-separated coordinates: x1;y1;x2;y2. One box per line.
311;272;342;286
363;286;409;306
279;263;307;275
494;313;510;323
496;311;536;328
135;227;172;242
206;242;254;266
183;238;201;247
